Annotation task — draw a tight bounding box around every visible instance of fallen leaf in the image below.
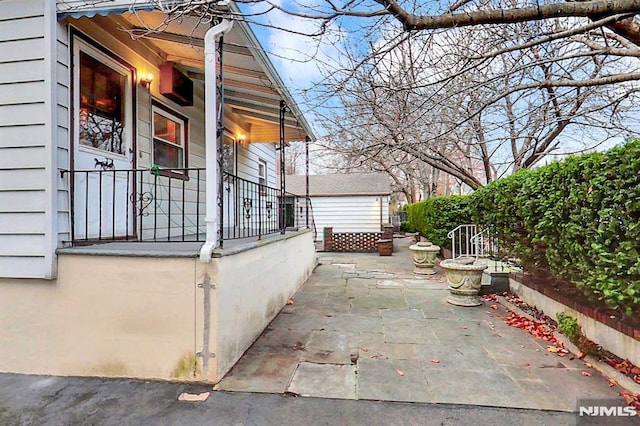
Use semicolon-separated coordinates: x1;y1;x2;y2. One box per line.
523;362;531;367
585;362;593;368
608;378;619;387
178;392;210;402
430;359;441;364
490;304;499;310
620;390;636;405
576;351;586;359
520;345;525;348
286;298;294;305
581;371;592;377
396;369;405;376
461;326;468;329
547;345;561;353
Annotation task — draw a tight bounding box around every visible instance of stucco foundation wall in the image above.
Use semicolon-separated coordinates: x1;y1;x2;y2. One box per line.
214;230;315;378
510;278;640;367
0;255;209;380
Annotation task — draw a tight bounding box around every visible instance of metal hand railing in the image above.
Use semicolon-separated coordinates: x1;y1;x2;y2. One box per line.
447;224;478;259
61;167;310;245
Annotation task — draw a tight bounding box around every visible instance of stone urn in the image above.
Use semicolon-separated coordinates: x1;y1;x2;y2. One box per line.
441;257;488;306
409;241;440;275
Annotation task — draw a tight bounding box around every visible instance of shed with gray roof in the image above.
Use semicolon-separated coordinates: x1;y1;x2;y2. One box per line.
285;173;391;240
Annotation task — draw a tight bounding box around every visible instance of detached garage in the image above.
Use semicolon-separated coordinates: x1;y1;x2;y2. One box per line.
285;173;391;245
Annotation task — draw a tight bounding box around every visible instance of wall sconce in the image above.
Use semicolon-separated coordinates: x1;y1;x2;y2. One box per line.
140;73;154;89
237;133;247;146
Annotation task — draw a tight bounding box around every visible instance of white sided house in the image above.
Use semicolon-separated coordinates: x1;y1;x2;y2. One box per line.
286;173;391;244
0;0;316;382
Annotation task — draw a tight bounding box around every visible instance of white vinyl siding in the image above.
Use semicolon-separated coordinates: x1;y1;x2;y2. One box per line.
310;196;390;241
0;0;58;278
56;21;71;244
236;142;277;187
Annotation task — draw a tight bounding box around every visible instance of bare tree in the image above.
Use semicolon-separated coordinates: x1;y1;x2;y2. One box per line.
315;18;640;190
284;142;306;175
60;1;640;190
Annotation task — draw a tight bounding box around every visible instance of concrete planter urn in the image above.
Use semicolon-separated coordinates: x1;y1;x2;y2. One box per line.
441;257;488;306
409;241;440;275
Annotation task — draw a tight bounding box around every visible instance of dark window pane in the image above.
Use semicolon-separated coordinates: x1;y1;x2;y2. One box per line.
153;139;183;169
79;51;126;154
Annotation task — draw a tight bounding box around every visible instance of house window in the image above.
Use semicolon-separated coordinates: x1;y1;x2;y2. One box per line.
78;51;126;154
152;102;188;174
258;159;267;187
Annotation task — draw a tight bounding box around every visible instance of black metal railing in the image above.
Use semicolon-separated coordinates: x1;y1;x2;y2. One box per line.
221;171;281;242
61;167;206;243
62;167;313;245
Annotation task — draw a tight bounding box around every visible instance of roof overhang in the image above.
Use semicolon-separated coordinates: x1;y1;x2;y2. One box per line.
57;1;315;143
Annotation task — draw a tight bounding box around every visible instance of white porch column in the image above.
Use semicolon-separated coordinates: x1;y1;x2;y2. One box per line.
200;19;233;263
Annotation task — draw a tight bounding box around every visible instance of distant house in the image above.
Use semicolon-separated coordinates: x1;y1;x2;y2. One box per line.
286;173;391;241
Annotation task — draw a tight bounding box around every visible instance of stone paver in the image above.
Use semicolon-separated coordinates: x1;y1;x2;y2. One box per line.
304;330;359;364
215;353;298;393
215;237;626;413
357;358;433;403
288;362;357;399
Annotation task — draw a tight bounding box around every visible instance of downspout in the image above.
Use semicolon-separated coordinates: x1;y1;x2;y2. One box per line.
199;19;233;263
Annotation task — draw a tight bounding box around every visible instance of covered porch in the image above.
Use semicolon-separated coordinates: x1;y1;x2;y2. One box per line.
58;1;315;251
0;1;317;383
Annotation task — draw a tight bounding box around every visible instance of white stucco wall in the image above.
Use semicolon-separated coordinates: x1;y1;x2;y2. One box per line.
214;229;315;377
0;255;205;379
0;230;315;382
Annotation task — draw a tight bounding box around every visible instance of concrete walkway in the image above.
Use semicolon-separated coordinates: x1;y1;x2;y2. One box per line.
216;237;625;411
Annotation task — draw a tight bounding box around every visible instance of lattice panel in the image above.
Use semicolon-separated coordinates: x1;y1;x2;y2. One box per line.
330;232;382;253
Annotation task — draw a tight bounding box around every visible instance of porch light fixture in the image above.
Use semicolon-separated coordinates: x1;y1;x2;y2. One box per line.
237;133;247;146
140;73;154;89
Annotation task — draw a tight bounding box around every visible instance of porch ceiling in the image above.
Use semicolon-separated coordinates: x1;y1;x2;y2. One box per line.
65;6;314;143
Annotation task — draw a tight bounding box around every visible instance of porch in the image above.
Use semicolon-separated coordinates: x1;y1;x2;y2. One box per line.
61;167;315;248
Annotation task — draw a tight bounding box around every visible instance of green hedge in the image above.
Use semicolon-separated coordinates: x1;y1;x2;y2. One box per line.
404;139;640;314
407;195;472;249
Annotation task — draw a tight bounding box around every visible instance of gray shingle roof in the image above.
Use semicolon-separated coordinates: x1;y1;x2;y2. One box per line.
284;173;391;196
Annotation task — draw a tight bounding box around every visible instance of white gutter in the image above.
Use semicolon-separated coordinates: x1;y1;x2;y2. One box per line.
199;19;234;263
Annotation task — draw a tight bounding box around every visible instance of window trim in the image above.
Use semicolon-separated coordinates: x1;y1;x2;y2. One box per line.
151;100;189;180
71;30;135;166
258;158;269;187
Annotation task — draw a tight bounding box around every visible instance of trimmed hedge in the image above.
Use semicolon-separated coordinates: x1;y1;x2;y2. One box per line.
407;195;472;249
405;139;640;314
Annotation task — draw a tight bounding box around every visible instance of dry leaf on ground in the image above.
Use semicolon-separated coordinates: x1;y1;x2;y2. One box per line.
546;345;561;353
430;359;441;364
581;371;592;377
396;369;405;376
608;378;619;387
